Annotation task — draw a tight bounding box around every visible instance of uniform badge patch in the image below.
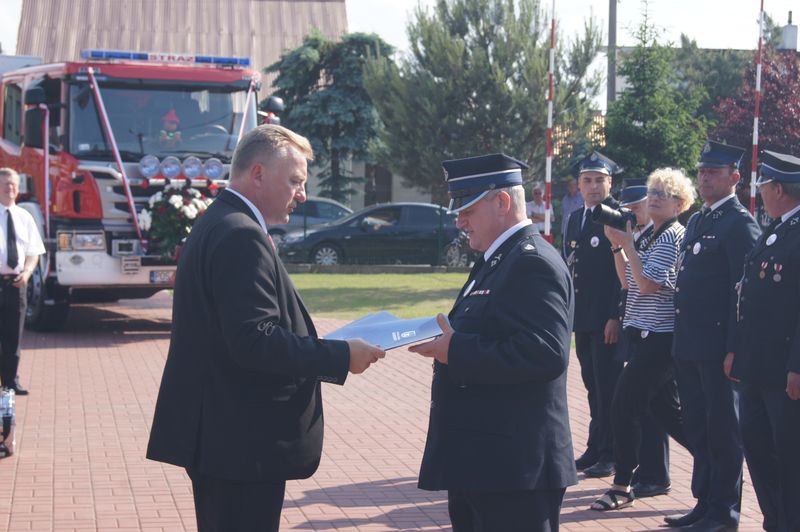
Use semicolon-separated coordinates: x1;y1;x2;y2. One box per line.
590;236;600;248
524;243;535;251
693;242;701;255
766;234;777;246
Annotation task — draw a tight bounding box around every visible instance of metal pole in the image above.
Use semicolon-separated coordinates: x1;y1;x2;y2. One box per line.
750;0;765;216
544;0;555;243
607;0;617;106
39;104;51;279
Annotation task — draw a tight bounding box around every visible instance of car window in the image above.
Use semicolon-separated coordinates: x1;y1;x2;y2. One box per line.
294;201;318;217
405;205;447;227
362;207;401;229
317;202;349;219
3;83;23;145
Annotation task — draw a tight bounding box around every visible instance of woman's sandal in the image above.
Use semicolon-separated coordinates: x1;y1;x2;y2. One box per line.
590;488;635;511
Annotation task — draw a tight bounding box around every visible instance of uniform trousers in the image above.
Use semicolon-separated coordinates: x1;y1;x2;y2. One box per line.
739;383;800;532
611;329;689;487
0;278;26;388
187;469;286;532
675;359;743;525
448;488;566;532
574;331;622;462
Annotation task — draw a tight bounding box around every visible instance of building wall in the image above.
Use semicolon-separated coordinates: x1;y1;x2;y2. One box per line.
16;0;347;78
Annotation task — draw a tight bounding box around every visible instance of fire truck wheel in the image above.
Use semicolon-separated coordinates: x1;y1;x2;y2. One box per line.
25;265;70;332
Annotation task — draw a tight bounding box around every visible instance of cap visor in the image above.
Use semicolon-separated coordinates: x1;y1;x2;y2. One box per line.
449;191;489;213
620;197;647;207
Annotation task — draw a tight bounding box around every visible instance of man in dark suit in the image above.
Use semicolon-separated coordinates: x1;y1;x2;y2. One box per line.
668;141;761;531
732;150;800;532
146;125;385;532
410;153;576;531
562;151;623;478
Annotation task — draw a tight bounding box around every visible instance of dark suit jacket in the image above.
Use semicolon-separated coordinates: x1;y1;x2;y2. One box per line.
733;209;800;388
146;190;350;482
418;225;577;492
673;197;761;362
562;196;622;332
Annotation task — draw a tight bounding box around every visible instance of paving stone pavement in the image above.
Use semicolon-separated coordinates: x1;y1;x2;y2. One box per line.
0;292;764;531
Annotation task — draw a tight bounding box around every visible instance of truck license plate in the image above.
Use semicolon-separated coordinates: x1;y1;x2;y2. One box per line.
121;256;141;275
150;270;174;284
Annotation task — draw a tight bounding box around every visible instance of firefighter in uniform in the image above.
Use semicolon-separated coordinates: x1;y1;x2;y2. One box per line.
668;141;761;531
562;151;623;478
732;150;800;532
410;153;576;532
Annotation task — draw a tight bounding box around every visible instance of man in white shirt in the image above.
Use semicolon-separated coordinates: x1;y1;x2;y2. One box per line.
0;168;45;395
526;182;554;233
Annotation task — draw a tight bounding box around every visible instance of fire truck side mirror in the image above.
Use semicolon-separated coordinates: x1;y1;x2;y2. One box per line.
23;108;45;149
264;96;285;113
24;86;46;106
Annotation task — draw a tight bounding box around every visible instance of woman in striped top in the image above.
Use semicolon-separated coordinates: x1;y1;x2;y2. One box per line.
590;167;697;511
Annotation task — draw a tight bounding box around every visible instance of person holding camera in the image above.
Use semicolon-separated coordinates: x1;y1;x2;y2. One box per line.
590;168;695;512
562;152;623;478
669;141;761;531
615;180;673;499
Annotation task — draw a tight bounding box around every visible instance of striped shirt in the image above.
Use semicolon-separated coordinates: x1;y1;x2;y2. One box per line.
623;222;685;332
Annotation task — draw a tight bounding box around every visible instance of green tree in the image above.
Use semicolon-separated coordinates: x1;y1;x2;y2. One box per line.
604;8;706;179
363;0;603;202
266;32;394;203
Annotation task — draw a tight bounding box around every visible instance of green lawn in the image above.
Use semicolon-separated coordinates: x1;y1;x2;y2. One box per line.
292;272;468;320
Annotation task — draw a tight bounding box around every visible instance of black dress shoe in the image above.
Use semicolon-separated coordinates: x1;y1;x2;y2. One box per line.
575;452;598;471
631;481;671;498
10;383;29;395
663;505;707;528
583;461;615;478
681;516;738;531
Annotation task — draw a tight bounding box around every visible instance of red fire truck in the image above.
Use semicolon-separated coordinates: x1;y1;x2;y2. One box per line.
0;50;282;330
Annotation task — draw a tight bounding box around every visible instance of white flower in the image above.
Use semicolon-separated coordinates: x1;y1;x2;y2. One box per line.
191;198;207;211
187;188;201;198
168;194;183;207
138;209;152;231
182;204;199;220
148;191;163;208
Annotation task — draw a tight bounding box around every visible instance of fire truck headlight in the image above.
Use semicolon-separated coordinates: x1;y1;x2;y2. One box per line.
73;232;106;251
161;156;182;179
203;158;224;180
139;155;160;178
182;156;202;179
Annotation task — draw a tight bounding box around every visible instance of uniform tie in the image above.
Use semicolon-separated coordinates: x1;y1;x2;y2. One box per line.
700;206;711;217
6;210;18;270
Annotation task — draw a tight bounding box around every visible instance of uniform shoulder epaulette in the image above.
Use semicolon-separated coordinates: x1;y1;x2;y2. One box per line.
520;239;538;254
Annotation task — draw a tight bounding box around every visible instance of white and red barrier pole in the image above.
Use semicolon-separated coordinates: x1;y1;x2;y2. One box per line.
750;0;765;216
87;67;146;248
544;0;555;243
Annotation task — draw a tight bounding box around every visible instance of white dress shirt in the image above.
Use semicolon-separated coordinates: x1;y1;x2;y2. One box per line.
0;203;46;275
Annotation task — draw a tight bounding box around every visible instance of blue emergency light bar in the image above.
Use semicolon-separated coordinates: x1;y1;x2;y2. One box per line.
80;49;251;67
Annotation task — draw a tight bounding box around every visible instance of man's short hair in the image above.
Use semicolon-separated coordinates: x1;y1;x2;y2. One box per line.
0;167;20;182
487;185;527;215
780;181;800;200
231;125;313;178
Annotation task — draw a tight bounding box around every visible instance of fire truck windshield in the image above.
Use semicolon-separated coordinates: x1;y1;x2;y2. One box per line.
68;81;257;163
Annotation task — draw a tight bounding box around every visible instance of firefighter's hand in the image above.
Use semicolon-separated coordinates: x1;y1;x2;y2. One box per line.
604;319;620;345
787;371;800;401
409;314;453;365
347;338;385;374
12;269;32;289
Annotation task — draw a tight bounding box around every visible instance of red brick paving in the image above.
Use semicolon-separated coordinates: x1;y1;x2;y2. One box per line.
0;292;763;531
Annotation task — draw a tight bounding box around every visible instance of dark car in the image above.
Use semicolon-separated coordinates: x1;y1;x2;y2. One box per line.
268;196;353;242
279;202;461;265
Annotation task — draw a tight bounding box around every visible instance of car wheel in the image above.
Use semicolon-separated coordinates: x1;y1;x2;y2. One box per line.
312;244;342;266
443;242;468;267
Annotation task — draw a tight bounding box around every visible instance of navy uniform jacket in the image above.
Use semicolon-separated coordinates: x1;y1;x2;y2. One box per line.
147;190;350;482
563;196;621;332
733;209;800;388
673;197;761;361
418;225;577;492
